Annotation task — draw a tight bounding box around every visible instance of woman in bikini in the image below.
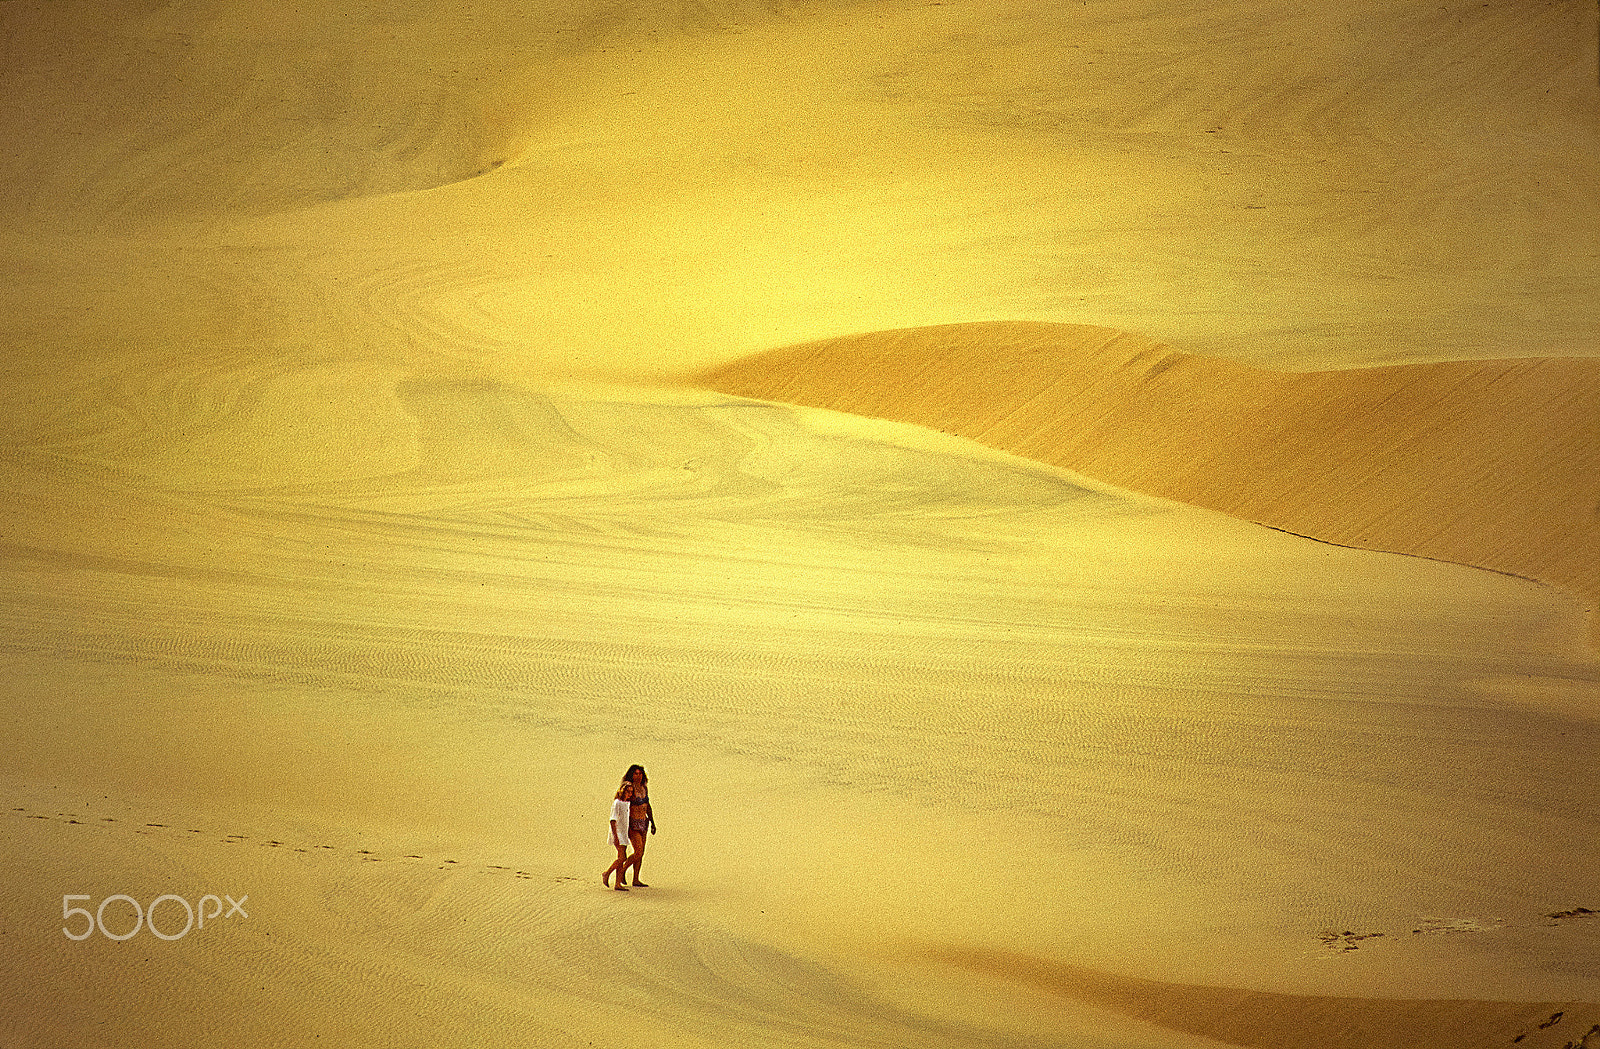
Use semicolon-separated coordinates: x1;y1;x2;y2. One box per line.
602;782;634;890
622;764;654;887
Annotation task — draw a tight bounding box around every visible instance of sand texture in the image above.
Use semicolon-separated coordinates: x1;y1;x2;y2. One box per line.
700;322;1600;644
2;0;1599;1046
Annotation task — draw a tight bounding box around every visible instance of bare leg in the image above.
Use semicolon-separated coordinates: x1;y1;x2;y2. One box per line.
628;831;648;886
604;841;630;889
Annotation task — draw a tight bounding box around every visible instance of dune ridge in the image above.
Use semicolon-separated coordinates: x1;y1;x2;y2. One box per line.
700;321;1600;649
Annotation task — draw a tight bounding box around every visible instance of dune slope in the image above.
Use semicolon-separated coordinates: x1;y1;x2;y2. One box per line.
701;322;1600;647
936;949;1600;1049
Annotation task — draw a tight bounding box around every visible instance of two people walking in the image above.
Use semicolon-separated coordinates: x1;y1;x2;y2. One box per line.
603;764;654;891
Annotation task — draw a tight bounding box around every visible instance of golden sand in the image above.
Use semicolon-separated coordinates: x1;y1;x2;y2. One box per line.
701;321;1600;645
2;0;1597;1046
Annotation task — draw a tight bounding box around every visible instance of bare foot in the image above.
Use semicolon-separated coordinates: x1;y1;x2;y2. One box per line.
631;882;649;888
614;884;629;891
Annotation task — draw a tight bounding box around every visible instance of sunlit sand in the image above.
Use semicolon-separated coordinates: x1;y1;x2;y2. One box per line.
2;0;1597;1046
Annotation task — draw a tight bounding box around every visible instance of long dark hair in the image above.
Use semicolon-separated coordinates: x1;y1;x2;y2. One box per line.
621;764;647;792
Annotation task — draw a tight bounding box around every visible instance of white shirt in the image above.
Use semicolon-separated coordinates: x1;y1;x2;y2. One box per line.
608;798;631;847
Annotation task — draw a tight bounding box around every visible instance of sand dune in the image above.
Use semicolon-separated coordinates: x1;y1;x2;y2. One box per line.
5;383;1598;1048
700;322;1600;646
2;0;1599;1045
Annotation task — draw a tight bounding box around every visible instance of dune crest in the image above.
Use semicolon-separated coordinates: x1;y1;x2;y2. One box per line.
700;321;1600;648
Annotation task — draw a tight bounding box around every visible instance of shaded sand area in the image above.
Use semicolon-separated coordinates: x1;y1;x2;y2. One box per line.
3;0;1600;1047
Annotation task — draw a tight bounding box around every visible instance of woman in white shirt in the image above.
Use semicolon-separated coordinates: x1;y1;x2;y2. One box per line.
602;783;634;890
